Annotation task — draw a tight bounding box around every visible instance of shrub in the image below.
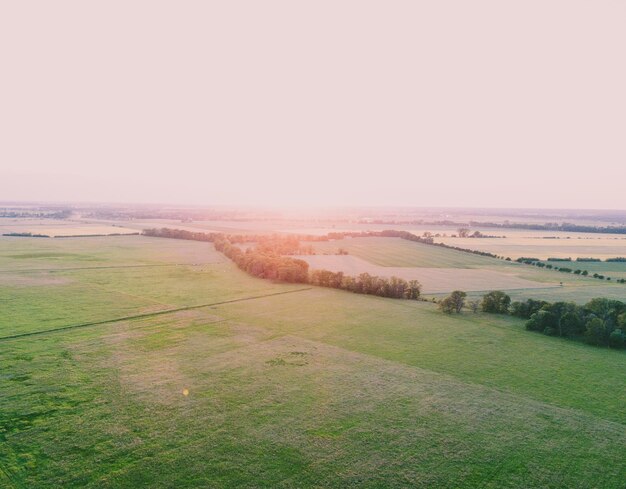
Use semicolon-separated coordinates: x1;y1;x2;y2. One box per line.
439;290;467;314
609;329;626;348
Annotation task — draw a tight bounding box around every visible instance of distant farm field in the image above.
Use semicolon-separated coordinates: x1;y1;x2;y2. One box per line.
1;235;625;488
307;237;625;300
436;236;626;260
312;236;514;268
295;254;558;293
0;219;139;237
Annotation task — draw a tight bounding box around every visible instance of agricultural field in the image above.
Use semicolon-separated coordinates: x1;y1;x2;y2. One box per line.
307;237;626;302
436;235;626;261
0;218;138;237
1;235;625;488
295;254;558;294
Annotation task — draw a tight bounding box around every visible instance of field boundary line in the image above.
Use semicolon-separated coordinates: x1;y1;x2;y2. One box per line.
0;263;215;274
0;287;312;342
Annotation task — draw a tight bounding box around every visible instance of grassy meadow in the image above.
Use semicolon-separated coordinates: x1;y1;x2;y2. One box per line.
1;235;625;488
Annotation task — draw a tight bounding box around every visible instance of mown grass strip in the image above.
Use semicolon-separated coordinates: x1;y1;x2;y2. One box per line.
0;288;312;342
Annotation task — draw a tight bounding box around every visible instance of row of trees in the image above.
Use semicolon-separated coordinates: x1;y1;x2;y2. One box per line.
310;270;421;299
143;228;423;300
439;290;510;314
466;221;626;235
144;227;507;262
144;228;219;242
438;289;626;349
214;236;310;283
143;228;325;249
213;235;423;300
515;257;626;283
3;232;49;238
520;297;626;348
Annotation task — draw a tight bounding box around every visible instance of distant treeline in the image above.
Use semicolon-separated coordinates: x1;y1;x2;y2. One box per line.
3;232;140;239
470;221;626;235
515;257;626;284
0;209;71;219
144;227;327;247
144;228;423;300
357;219;626;235
214;236;310;283
438;290;626;349
3;232;49;238
144;227;501;259
143;228;626;297
55;233;141;238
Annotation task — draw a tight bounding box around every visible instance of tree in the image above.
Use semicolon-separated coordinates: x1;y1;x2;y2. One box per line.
525;310;556;332
481;291;511;314
457;228;470;238
559;310;584;337
439;290;466;313
585;317;610;346
406;280;422;300
467;300;480;313
439;296;455;314
609;329;626;348
585;298;625;321
510;299;547;319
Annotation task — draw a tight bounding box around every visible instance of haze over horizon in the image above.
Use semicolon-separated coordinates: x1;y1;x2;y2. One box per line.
1;1;625;209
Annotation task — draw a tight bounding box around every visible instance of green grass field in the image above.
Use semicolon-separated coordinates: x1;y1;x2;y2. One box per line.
1;236;625;488
312;237;512;268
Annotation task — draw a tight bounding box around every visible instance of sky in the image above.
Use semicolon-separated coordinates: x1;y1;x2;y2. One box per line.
1;1;625;209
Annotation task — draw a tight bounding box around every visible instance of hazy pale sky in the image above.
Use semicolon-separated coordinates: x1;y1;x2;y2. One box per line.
1;1;624;209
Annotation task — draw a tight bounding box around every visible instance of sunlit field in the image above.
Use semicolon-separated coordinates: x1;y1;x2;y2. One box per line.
436;235;626;261
1;235;625;488
3;0;626;485
0;218;138;237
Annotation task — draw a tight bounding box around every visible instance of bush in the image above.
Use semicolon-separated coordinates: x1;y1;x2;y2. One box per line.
609;329;626;348
439;291;466;314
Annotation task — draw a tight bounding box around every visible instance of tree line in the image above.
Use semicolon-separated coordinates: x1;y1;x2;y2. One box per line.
309;270;421;299
214;236;310;283
468;221;626;235
515;257;626;284
144;228;422;301
437;289;626;349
